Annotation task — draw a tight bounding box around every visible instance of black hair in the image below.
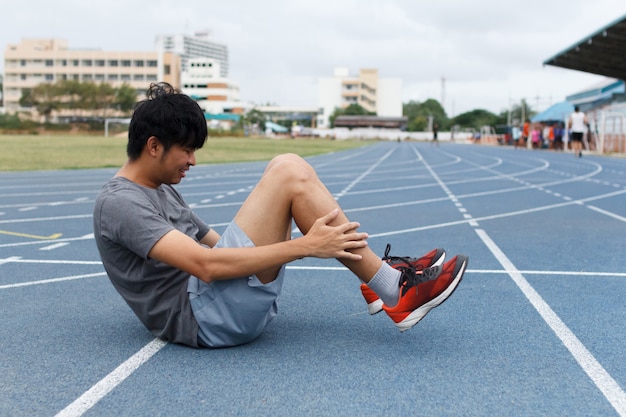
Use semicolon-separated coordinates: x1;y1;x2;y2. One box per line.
574;106;580;112
127;82;208;160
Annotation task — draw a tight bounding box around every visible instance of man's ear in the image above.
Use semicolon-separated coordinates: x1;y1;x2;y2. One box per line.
146;136;160;157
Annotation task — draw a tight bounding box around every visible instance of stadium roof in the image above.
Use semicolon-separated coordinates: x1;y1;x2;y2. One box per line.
543;14;626;81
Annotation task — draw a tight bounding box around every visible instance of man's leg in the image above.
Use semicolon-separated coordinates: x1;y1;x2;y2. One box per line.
231;153;468;332
233;153;383;284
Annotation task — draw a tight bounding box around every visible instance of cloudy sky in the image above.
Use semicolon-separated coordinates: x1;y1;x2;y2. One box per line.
2;0;626;116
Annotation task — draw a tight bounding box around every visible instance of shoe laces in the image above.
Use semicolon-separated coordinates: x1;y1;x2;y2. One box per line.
399;264;442;289
383;244;441;290
382;243;420;270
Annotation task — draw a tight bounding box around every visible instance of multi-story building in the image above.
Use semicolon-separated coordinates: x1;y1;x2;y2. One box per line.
2;38;180;113
156;32;228;77
317;67;403;128
181;57;245;117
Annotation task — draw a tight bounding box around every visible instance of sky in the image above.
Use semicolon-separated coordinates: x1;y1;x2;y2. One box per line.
2;0;626;116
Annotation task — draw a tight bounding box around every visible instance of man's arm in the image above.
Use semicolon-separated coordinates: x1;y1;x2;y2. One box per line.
199;229;220;248
148;209;368;283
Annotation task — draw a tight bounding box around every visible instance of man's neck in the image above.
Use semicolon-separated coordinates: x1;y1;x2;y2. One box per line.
115;161;160;189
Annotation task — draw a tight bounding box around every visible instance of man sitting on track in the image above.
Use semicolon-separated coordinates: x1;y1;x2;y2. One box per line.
92;82;469;348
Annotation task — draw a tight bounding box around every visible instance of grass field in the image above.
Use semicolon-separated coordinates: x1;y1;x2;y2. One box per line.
0;134;370;171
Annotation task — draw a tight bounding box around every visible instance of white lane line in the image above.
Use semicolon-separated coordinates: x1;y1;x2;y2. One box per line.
0;272;106;289
0;214;91;224
476;228;626;417
0;256;21;265
39;242;70;251
54;338;167;417
1;266;623;291
1;258;102;265
587;205;626;224
334;147;394;199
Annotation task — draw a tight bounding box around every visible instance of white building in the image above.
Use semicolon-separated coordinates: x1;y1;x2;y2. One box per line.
156;31;228;77
2;38;180;114
317;67;402;128
181;58;247;128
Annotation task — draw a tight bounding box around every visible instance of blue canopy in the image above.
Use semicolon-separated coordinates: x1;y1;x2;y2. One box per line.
265;121;289;133
204;113;241;121
531;101;574;123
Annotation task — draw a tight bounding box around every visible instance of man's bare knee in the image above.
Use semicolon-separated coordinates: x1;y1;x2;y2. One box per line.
265;153;316;187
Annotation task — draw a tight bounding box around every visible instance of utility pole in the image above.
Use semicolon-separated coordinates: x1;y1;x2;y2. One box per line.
441;77;446;111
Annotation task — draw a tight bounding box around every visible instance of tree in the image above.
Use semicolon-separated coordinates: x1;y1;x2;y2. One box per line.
328;103;374;127
31;83;61;122
17;80;138;119
403;98;449;131
116;84;138;112
450;109;499;130
19;88;35;108
245;108;267;132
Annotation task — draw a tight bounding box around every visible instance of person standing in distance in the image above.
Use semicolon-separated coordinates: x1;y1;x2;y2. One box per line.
568;106;588;158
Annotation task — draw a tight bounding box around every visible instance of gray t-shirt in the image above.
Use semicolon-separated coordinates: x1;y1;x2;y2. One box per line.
93;177;210;347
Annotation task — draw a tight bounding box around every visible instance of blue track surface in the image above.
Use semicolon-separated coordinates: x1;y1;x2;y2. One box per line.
1;142;625;416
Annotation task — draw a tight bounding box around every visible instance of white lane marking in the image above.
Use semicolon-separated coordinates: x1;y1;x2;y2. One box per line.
39;242;70;251
54;338;167;417
0;273;106;289
1;258;102;265
0;214;91;224
587;205;626;224
476;228;626;417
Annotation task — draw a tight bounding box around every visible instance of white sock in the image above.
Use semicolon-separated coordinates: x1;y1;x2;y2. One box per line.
366;262;401;307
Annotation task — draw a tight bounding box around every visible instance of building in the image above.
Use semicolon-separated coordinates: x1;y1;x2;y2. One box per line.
156;32;228;77
181;57;246;129
317;67;403;128
2;38;180;113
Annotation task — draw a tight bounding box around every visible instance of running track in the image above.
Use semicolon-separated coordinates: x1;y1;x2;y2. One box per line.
1;141;625;416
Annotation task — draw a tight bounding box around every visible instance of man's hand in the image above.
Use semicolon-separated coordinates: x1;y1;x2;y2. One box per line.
303;209;368;260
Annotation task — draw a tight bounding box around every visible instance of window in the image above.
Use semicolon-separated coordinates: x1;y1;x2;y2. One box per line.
108;74;119;81
45;60;53;66
72;60;79;66
20;60;26;66
164;65;170;75
147;60;157;67
95;74;105;81
95;60;105;67
121;60;131;67
121;74;131;81
45;74;53;81
147;74;157;81
83;74;93;80
82;60;93;66
133;74;144;81
134;60;144;67
108;60;119;66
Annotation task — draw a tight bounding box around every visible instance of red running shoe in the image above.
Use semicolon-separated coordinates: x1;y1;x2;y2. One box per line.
383;255;468;332
360;244;446;315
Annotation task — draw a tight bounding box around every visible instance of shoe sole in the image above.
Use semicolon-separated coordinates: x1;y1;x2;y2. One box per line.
395;255;468;332
368;249;447;315
367;299;384;315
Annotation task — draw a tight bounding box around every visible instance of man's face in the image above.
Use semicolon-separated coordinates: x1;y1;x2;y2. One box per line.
159;144;196;184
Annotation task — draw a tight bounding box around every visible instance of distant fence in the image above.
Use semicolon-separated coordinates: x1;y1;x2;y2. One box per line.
475;109;626;155
313;128;474;142
597;111;626;154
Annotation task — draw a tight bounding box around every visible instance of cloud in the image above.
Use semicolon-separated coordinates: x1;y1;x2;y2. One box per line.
2;0;625;115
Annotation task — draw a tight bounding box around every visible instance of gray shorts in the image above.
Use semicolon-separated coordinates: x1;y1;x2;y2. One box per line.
188;221;284;348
